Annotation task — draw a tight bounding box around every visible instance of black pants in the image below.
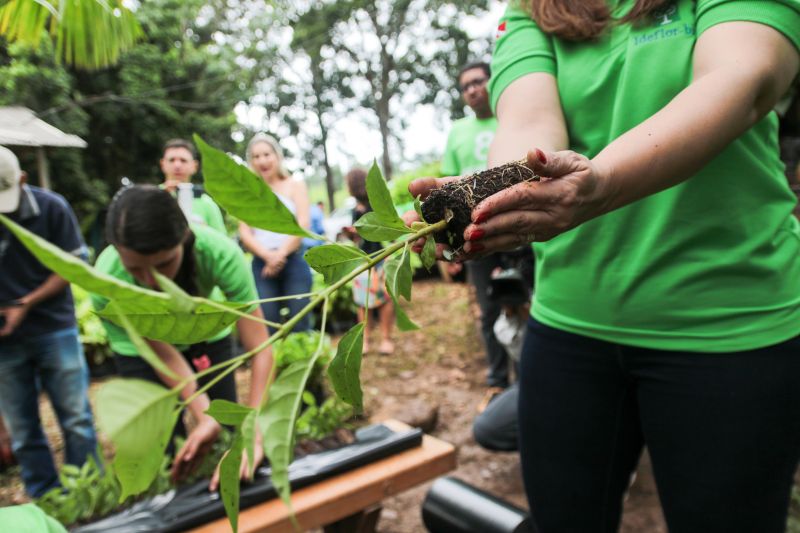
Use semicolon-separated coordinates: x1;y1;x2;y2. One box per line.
473;382;519;452
519;318;800;533
467;255;510;388
114;336;238;443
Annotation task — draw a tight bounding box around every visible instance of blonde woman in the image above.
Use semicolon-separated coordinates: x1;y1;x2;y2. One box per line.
238;134;312;332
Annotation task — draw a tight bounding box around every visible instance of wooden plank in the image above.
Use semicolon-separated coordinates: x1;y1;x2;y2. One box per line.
190;420;456;533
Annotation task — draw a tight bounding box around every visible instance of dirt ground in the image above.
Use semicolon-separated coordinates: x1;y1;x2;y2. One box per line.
0;278;670;531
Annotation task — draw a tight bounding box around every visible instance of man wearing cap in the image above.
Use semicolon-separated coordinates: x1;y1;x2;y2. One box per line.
0;146;98;498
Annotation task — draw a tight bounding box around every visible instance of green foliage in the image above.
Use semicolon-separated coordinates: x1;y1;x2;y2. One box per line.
207;400;257;533
259;348;324;514
95;379;180;500
72;284;108;347
354;162;414;241
391;161;442;206
0;0;143;70
0;213;243;346
195;135;315;239
327;323;365;411
296;393;353;442
274;330;333;370
304;244;368;285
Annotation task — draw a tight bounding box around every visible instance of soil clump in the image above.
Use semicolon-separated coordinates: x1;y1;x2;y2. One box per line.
421;160;539;251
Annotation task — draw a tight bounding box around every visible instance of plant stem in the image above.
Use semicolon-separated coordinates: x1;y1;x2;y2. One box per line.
181;220;447;406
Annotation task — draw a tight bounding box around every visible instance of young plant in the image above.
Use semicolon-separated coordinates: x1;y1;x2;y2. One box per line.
0;135;446;533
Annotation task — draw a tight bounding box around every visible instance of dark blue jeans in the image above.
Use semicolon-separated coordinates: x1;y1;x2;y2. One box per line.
0;327;98;497
252;252;312;334
519;318;800;533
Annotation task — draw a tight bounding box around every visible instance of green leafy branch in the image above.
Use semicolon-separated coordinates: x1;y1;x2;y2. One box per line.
0;135;444;532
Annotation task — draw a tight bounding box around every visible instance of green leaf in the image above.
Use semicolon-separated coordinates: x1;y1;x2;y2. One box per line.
97;299;249;345
0;214;171;311
108;302;178;380
208;400;258;533
365;161;403;225
421;237;436;271
304;244;368;285
354;212;413;242
327;323;365;411
96;379;179;500
385;246;412;301
153;270;196;313
195;135;313;238
219;430;244;533
260;350;323;513
388;293;419;331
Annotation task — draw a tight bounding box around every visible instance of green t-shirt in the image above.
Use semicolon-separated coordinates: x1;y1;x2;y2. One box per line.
91;224;258;356
490;0;800;352
191;193;227;235
441;116;498;176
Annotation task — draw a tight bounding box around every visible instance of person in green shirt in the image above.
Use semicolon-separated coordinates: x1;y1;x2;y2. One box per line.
409;1;800;530
442;62;511;403
160;138;227;234
92;185;273;489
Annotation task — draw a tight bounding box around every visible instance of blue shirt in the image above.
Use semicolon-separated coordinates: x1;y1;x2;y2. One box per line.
0;185;87;342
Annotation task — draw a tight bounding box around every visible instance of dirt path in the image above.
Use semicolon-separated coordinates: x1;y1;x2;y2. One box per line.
0;278;668;532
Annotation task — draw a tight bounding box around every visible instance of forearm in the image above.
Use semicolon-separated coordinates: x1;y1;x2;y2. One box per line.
148;340;210;420
489;72;569;168
277;236;301;257
593;22;800;214
238;223;269;259
236;309;273;408
19;274;69;307
594;69;786;212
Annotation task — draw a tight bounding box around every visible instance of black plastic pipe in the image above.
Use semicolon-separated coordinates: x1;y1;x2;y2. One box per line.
422;476;536;533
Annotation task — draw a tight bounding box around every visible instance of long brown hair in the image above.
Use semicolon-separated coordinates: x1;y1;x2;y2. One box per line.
523;0;674;41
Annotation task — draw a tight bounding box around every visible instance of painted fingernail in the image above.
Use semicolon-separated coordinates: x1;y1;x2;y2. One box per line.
536;149;547;164
467;242;485;253
474;212;490;224
467;228;485;241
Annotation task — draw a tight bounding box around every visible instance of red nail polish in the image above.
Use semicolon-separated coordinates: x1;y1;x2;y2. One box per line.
474;212;490;224
536;149;547;164
468;243;485;253
468;228;485;241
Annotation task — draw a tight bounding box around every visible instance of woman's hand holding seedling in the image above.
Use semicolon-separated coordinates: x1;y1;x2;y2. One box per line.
409;148;611;260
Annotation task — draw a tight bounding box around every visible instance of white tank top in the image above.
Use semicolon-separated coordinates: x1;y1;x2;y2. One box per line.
253;191;295;249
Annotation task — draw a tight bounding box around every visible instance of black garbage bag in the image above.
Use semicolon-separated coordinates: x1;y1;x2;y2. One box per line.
74;424;422;533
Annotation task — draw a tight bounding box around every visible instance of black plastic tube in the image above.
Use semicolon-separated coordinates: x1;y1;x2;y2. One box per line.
422;476;535;533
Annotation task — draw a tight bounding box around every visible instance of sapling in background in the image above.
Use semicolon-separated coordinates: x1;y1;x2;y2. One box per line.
0;134;446;532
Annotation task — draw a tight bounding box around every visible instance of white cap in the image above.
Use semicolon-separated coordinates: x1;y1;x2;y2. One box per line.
0;146;22;214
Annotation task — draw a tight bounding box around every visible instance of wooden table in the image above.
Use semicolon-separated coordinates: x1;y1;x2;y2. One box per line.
190;420;456;533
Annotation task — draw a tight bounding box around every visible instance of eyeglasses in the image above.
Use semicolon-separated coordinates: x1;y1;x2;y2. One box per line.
460;77;488;93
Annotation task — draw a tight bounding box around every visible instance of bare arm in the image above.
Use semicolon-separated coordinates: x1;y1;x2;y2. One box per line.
0;274;69;336
147;340;212;421
593;21;800;213
489;71;569;166
238;222;270;260
276;180;311;258
463;21;800;253
235;306;274;408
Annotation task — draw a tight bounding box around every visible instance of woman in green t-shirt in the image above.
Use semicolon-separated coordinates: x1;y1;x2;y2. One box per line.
96;185;273;487
410;1;800;531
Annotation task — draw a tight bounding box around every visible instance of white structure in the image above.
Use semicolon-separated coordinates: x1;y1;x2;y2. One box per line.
0;106;87;189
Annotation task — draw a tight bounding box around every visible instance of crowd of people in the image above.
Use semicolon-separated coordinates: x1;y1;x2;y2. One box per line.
2;2;800;533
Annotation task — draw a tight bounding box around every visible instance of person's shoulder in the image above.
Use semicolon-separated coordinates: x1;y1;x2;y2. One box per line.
192;224;236;252
28;186;73;213
450;116;478;130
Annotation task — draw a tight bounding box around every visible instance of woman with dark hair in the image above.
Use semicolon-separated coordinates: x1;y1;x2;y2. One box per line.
92;185;273;485
409;1;800;531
